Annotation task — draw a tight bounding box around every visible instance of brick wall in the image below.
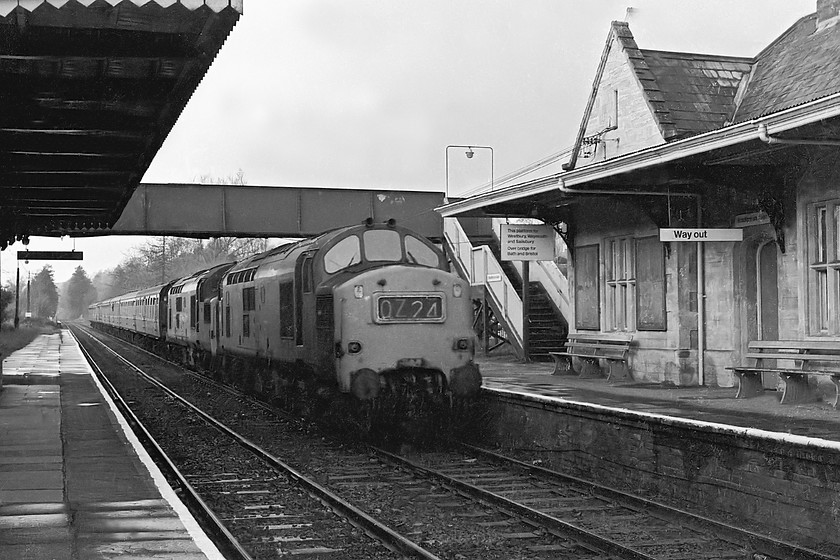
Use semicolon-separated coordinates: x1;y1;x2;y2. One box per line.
484;393;840;552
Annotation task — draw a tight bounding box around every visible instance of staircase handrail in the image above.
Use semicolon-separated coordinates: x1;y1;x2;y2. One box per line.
491;218;570;319
443;218;524;350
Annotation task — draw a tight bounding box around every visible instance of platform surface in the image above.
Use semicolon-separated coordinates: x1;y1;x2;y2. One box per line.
477;354;840;443
0;331;223;560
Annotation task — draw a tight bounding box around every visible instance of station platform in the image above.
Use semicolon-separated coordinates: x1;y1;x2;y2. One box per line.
477;354;840;443
0;330;223;560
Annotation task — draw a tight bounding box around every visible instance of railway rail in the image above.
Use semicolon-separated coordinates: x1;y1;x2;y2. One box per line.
72;323;835;560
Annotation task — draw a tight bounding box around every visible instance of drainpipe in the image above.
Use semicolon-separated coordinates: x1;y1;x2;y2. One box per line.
758;123;840;146
558;179;706;385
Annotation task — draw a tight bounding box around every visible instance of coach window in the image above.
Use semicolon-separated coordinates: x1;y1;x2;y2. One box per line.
324;236;361;273
405;235;440;267
363;229;402;262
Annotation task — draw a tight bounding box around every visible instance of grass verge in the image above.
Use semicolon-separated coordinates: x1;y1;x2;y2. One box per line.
0;324;59;358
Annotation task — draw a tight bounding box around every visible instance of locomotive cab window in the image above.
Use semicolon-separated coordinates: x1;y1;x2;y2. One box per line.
324;236;361;273
363;229;402;262
405;235;440;267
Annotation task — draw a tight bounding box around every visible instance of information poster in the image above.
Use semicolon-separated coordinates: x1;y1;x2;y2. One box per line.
500;224;555;261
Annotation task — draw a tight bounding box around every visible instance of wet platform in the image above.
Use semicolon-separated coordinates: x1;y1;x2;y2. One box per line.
0;330;224;560
477;354;840;443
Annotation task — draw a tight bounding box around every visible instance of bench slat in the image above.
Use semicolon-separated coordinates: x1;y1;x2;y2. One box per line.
743;352;840;362
566;333;632;343
728;367;840;376
748;340;840;351
567;341;631;349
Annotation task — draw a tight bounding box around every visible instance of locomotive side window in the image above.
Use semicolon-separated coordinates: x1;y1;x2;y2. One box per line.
279;282;294;339
363;229;402;262
302;257;313;293
324;236;361;273
405;235;440;267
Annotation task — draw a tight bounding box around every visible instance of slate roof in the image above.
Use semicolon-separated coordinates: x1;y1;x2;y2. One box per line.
732;13;840;121
594;12;840;146
612;21;753;141
638;50;752;138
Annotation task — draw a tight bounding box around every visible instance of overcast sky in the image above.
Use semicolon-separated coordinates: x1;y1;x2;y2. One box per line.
1;0;815;285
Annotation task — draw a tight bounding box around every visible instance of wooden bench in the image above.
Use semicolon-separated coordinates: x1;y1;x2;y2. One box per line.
727;340;840;407
549;332;633;381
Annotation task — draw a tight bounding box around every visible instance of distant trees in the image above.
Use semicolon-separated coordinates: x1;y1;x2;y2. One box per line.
0;282;13;325
65;266;97;319
24;265;59;320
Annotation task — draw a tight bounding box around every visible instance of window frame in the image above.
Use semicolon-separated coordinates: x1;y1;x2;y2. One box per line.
604;236;636;332
807;199;840;335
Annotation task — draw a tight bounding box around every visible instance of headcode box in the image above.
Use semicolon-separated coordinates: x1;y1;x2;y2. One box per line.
500;224;555;261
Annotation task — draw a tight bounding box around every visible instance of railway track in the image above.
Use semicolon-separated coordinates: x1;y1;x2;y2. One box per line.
72;324;428;560
72;323;835;560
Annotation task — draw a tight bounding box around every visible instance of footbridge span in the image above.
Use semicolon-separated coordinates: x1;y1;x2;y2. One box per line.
99;183;446;240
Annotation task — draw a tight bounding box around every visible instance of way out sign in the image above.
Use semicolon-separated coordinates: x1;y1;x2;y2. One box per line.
659;228;743;242
500;224;555;261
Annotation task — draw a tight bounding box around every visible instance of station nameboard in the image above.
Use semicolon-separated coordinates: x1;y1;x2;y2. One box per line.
500;224;555;261
17;251;84;261
659;229;743;242
733;211;770;228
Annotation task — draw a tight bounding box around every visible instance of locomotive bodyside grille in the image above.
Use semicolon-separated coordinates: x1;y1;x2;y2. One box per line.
316;294;334;331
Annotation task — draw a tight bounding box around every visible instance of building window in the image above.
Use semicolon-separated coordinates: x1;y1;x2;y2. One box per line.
809;200;840;334
605;236;635;331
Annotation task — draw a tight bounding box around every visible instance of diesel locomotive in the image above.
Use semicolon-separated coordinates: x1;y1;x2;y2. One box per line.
89;220;482;402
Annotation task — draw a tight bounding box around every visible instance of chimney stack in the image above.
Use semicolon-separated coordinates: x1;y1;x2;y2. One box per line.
817;0;840;31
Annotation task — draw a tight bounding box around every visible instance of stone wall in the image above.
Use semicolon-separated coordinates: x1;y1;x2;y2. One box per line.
578;31;664;165
483;392;840;554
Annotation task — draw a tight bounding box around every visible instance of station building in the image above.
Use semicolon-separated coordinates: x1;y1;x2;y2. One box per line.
439;1;840;395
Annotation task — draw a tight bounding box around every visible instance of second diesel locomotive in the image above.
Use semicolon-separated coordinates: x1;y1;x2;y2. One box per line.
89;220;482;402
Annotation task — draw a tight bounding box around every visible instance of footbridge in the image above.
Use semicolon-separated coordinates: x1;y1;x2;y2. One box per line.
93;183;446;241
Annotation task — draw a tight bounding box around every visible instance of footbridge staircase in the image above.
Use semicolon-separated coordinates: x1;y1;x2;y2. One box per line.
442;217;570;361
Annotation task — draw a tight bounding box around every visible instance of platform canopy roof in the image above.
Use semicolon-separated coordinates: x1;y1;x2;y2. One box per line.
0;0;242;249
